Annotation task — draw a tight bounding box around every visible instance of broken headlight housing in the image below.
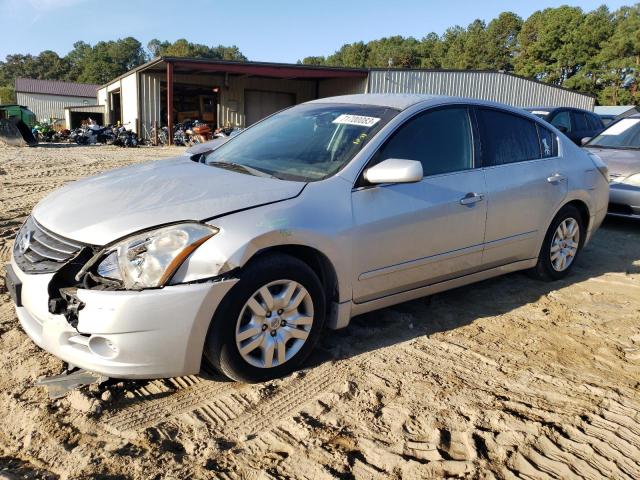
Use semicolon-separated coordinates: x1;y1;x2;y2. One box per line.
93;223;218;289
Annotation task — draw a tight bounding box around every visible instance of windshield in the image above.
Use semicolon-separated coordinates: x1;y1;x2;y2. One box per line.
203;103;398;181
588;118;640;149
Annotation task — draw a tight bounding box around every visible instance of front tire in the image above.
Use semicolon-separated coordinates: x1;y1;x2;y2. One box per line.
203;254;326;382
530;204;585;281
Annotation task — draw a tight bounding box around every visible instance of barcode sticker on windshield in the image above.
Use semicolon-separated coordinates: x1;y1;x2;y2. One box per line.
333;114;381;127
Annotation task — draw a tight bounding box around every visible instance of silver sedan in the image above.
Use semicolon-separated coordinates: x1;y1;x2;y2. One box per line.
584;114;640;219
6;94;609;382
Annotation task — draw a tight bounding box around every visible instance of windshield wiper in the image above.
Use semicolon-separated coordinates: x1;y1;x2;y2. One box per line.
208;161;276;178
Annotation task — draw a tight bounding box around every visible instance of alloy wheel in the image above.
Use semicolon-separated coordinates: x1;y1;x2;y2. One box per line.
235;280;314;368
550;217;580;272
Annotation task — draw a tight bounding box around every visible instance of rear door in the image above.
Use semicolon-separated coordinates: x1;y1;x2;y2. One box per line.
351;106;487;303
477;108;567;267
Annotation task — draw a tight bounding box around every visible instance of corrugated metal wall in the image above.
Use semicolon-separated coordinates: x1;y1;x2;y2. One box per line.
16;92;98;122
367;70;595;110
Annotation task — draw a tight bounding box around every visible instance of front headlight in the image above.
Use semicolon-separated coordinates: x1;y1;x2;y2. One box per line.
622;173;640;187
95;223;218;289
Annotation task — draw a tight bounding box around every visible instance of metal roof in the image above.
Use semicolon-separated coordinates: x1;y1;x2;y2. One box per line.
14;78;99;98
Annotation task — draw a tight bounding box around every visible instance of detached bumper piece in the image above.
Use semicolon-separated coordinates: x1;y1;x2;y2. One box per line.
36;369;107;400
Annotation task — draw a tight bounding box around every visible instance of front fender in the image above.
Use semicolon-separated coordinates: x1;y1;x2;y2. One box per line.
170;177;355;304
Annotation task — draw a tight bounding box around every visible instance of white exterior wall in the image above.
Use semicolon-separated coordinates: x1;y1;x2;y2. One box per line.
96;87;108;112
120;73;139;132
16;92;97;123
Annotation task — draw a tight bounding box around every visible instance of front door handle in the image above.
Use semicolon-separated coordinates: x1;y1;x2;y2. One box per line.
460;192;484;205
547;173;567;184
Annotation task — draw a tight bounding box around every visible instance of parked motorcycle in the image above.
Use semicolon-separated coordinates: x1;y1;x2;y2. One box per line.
113;124;139;148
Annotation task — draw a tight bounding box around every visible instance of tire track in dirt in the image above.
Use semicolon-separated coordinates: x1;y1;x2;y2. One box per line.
103;376;235;435
103;360;348;442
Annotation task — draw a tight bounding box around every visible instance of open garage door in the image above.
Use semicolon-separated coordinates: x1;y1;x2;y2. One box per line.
244;90;295;126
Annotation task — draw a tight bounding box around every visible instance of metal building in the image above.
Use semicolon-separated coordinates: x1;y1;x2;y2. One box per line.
97;58;595;141
14;78;100;124
366;70;595;110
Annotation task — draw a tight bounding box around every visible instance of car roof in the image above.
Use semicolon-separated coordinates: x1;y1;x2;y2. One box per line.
308;94;447;110
525;106;595;114
309;93;542;114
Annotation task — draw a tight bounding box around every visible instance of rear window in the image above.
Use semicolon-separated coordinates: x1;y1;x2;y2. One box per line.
477;109;541;166
537;125;559;158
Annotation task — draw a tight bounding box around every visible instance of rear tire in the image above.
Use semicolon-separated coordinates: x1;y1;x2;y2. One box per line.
202;253;326;383
529;204;585;281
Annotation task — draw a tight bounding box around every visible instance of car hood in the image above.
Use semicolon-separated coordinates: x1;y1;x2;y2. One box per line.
586;146;640;177
32;157;305;245
183;137;229;156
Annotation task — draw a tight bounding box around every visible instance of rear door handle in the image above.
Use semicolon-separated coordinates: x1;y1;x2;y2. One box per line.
547;173;567;183
460;192;484;205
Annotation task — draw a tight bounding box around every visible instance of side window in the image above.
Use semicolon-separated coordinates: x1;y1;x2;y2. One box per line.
550;111;572;131
476;108;541;166
373;107;473;176
572;112;589;131
537;125;559;158
588;114;603;130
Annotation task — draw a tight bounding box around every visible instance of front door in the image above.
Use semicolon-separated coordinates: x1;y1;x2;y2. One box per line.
351;107;487;303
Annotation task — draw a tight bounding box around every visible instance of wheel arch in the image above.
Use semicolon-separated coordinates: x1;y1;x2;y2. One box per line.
562;198;591;233
245;244;340;307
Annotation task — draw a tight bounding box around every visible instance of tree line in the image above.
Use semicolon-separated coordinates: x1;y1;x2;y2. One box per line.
0;38;246;103
1;4;639;106
300;4;639;106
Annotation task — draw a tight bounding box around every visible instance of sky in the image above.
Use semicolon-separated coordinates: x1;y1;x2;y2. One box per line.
0;0;633;63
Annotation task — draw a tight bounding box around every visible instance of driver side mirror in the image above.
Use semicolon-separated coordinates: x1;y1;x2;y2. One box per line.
580;137;592;146
364;158;423;184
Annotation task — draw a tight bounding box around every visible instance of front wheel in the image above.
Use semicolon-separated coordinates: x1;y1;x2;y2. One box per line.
530;204;585;281
203;254;326;382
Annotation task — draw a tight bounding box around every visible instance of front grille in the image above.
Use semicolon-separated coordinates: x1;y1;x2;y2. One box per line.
13;216;87;274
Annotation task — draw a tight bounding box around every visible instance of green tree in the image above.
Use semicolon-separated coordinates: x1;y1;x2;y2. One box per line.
0;85;14;103
486;12;523;71
299;56;327;66
596;5;640;105
146;39;247;61
515;6;586;84
326;42;369;67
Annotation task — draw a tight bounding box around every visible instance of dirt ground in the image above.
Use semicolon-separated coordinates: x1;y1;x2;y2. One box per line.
0;143;639;480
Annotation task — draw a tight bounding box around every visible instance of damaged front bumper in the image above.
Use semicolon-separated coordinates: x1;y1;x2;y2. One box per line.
8;255;238;379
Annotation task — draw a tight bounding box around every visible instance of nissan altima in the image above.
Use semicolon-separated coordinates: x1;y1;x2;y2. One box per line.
5;94;609;382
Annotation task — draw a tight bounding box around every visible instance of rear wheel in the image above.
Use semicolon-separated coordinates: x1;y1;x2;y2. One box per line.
530;204;585;280
203;254;325;382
